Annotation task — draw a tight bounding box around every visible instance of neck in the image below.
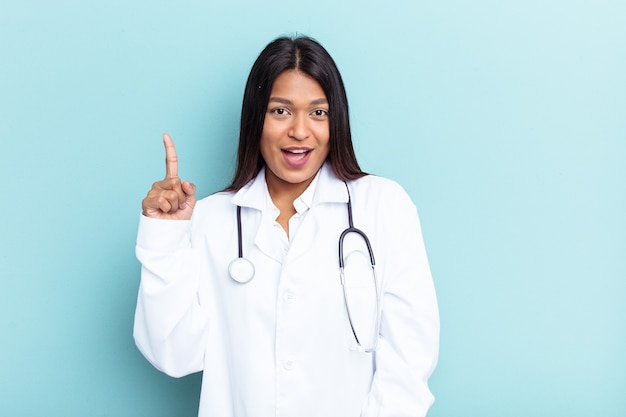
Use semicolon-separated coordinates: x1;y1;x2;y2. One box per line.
264;169;316;237
264;170;315;208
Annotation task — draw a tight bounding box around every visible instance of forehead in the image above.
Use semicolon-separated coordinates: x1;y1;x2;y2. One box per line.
270;70;326;100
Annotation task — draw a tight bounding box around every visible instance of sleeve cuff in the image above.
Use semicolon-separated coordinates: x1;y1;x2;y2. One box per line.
136;214;192;252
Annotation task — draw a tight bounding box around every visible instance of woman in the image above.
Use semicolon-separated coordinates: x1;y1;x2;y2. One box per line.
135;36;439;417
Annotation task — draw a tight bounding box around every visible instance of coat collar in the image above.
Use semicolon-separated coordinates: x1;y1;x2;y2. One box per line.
230;161;348;210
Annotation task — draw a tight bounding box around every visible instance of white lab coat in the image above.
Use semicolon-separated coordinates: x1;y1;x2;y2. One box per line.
134;162;439;417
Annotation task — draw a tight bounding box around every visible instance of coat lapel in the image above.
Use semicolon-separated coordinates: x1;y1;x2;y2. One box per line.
231;168;284;264
230;163;350;265
286;163;349;261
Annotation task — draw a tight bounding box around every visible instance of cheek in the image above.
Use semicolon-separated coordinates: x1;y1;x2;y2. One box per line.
315;123;330;143
259;130;283;168
259;135;271;162
260;120;281;144
319;129;331;151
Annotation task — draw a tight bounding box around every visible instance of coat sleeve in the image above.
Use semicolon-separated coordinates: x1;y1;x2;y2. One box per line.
361;183;440;417
133;214;210;378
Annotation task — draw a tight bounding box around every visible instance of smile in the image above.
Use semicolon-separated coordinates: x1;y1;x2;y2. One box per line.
282;147;313;167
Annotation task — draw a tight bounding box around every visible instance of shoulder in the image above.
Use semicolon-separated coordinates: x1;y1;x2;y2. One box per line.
197;190;235;207
346;174;420;226
349;175;415;207
192;191;236;221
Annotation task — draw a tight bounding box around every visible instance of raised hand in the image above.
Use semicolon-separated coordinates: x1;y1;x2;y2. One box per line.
141;133;196;220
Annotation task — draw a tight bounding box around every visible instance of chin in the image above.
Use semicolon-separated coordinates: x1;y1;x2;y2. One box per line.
278;168;316;183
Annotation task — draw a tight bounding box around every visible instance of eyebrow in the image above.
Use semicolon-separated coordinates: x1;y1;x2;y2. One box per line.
268;97;328;106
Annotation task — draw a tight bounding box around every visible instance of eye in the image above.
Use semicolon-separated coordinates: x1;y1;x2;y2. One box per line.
270;107;290;117
311;109;329;119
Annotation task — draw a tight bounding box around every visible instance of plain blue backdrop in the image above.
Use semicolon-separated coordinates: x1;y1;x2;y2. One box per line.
1;0;624;416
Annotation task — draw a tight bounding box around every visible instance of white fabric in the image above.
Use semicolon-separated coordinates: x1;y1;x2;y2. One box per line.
134;162;439;417
269;166;318;243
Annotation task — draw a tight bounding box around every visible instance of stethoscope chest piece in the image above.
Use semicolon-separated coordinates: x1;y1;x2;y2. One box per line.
230;205;255;283
229;257;255;284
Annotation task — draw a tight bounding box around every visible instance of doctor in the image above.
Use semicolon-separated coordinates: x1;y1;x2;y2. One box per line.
134;36;439;417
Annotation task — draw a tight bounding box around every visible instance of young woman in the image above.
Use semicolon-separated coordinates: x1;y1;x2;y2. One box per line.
134;36;439;417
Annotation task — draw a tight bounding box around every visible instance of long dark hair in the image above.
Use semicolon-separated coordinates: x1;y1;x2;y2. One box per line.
224;36;366;191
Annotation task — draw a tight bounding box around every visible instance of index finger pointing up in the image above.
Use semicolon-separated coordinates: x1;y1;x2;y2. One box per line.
163;133;178;178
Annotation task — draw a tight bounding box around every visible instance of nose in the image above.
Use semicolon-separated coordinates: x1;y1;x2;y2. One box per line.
288;115;310;141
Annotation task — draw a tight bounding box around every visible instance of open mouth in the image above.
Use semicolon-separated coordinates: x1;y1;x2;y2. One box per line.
282;148;311;157
282;148;313;167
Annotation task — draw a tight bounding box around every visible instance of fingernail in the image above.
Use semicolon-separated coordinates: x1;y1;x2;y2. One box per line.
180;203;187;210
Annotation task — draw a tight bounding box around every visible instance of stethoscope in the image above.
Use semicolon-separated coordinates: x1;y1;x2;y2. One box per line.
228;183;381;352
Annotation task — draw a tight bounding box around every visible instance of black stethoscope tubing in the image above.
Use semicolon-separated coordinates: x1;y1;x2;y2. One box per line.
236;205;244;259
232;184;376;273
338;187;376;270
229;182;380;351
228;205;255;283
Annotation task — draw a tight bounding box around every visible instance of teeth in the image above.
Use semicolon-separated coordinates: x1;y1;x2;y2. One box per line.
286;149;308;154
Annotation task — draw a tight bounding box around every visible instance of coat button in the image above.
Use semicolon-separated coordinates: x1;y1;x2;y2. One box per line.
283;290;296;303
283;360;294;370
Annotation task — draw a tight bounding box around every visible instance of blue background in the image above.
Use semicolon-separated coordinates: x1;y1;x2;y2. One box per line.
1;0;624;415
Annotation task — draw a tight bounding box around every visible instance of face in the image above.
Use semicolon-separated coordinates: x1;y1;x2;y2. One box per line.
260;69;330;196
